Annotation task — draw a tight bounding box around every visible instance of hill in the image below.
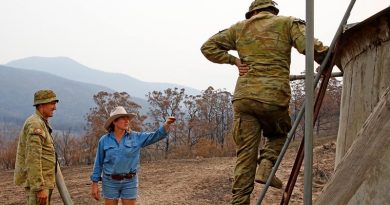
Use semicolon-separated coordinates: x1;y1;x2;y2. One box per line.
6;56;201;99
0;65;148;132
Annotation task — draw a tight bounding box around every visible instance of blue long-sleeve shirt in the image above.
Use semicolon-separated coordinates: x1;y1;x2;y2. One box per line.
90;125;168;182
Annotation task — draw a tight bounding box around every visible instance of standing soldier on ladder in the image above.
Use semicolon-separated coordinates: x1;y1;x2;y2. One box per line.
14;89;59;205
200;0;328;204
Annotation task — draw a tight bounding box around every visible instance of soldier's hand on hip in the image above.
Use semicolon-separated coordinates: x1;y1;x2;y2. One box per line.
235;59;249;76
36;190;48;205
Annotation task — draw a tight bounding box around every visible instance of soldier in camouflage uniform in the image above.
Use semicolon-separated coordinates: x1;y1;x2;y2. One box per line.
201;0;328;204
14;89;59;205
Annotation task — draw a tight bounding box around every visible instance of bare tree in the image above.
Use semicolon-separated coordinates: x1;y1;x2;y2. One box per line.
315;77;342;135
83;91;145;164
290;79;305;139
212;90;233;146
54;129;74;166
183;94;203;149
146;88;185;158
0;122;19;169
196;87;233;145
290;77;342;137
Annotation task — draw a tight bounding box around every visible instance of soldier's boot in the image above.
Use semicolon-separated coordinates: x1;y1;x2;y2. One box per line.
255;159;283;189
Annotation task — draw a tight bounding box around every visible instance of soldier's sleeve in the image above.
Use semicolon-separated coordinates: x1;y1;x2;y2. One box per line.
25;122;46;192
200;27;238;65
290;18;329;64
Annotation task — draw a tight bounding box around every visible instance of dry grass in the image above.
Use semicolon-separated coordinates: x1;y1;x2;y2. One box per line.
0;137;336;205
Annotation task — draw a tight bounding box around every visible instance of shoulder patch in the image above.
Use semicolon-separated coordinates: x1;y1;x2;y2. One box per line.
293;18;306;25
33;128;43;135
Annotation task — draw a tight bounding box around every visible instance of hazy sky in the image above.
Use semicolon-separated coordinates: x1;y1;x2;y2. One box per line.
0;0;388;92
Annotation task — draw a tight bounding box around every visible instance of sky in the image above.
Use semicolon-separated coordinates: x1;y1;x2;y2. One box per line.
0;0;388;93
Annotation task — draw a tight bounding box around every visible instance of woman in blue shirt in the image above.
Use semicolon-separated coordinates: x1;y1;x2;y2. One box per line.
90;106;176;205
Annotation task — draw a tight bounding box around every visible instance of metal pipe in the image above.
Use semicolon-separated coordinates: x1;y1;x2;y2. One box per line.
304;0;315;203
289;72;343;81
56;164;74;205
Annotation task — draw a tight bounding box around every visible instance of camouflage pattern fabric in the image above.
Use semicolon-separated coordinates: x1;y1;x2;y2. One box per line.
33;89;58;106
245;0;279;19
231;99;291;204
14;110;56;193
201;11;328;107
201;9;328;205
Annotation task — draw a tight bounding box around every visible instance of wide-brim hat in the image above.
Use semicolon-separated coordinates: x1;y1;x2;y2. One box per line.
245;0;279;19
104;106;137;131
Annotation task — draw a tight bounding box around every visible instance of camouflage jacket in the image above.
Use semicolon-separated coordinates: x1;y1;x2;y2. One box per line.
201;11;328;106
14;110;56;192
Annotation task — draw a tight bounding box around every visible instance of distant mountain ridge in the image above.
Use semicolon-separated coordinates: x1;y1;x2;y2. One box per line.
0;65;148;133
6;56;200;99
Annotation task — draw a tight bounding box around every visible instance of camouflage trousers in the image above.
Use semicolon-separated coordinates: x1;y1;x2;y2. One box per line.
231;99;291;205
25;188;53;205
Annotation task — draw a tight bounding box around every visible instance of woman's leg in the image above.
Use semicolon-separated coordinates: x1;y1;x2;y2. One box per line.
105;199;119;205
120;177;137;205
122;199;136;205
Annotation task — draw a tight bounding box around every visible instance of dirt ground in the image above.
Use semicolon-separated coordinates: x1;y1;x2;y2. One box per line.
0;138;336;205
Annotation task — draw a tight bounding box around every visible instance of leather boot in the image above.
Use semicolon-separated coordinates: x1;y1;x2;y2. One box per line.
255;159;283;189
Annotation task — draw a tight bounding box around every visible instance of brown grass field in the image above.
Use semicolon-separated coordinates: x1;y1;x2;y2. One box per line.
0;138;336;205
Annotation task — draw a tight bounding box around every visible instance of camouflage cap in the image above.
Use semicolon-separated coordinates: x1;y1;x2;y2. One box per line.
245;0;279;19
33;89;59;106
